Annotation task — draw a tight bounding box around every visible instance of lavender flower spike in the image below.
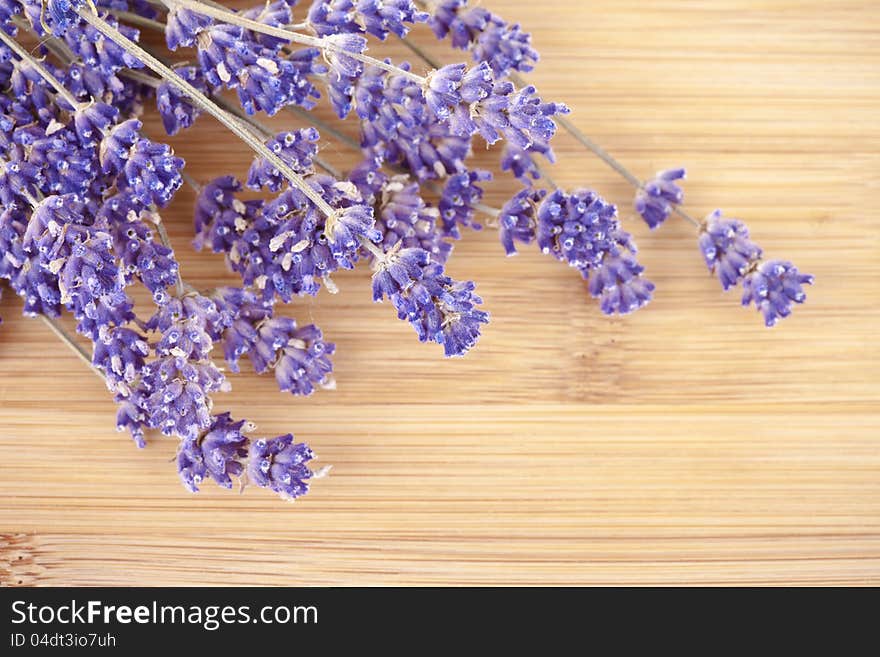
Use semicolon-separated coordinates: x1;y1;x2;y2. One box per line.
698;210;763;290
177;412;250;492
634;168;686;230
372;246;488;357
741;260;814;327
247;435;315;501
589;248;655;315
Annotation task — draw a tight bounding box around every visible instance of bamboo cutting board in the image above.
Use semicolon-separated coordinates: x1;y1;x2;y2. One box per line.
1;1;878;586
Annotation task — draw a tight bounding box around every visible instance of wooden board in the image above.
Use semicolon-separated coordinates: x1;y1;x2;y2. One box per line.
1;0;878;586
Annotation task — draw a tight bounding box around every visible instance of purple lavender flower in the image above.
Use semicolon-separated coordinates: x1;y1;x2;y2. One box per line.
61;16;143;76
698;210;763;290
184;5;324;115
121;138;185;207
177;412;249;492
156;65;206;135
438;169;491;237
500;142;554;182
64;61;124;104
324;203;381;264
355;62;471;181
92;325;149;393
741;260;814;327
73;102;119;147
193;175;263;254
149;295;223;360
309;0;428;40
498;188;545;256
165;4;213;50
141;355;227;439
54;231;122;315
75;289;136;340
247;434;315;501
99;118;141;174
429;0;539;76
307;0;360;37
324;33;368;118
247;128;320;191
536;188;654;313
536;189;621;271
425;62;493;131
102;196;180;301
372;174;451;263
208;287;272;371
634;168;686;230
372;249;488;357
25;130;95;196
0;1;21;36
41;0;87;36
588;246;655;315
248;319;336;396
115;389;148;448
478;82;568;148
371;244;429;300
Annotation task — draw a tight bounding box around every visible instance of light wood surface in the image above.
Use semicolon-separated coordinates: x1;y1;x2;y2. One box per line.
1;1;878;586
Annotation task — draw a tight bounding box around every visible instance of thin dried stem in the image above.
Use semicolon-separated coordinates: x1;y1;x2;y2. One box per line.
39;316;98;373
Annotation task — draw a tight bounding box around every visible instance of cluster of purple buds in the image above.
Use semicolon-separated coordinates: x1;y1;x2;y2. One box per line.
350;164;452;263
308;0;429;41
699;210;813;326
429;0;539;77
536;189;654;315
634;168;686;230
177;412;318;500
371;244;488;356
164;0;324;115
355;60;472;182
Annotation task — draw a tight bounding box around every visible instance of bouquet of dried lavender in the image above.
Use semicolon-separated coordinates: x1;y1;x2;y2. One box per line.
0;0;813;501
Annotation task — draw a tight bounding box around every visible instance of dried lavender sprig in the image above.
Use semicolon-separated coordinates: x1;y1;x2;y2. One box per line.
398;33;696;227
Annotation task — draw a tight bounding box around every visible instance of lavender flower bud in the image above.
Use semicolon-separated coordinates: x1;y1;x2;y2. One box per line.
156;65;206;136
247;128;320;191
741;260;813;327
698;210;763;290
141;356;227;440
373;174;450;263
371;244;430;300
165;4;212;50
177;413;249;492
92;325;149;393
429;0;539;76
247;434;315;501
309;0;428;40
121;138;184;208
324;33;368;118
372;249;489;357
498;188;545;256
438;168;491;237
536;189;620;271
41;0;87;36
587;246;655;315
634;168;686;230
73;102;119;147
